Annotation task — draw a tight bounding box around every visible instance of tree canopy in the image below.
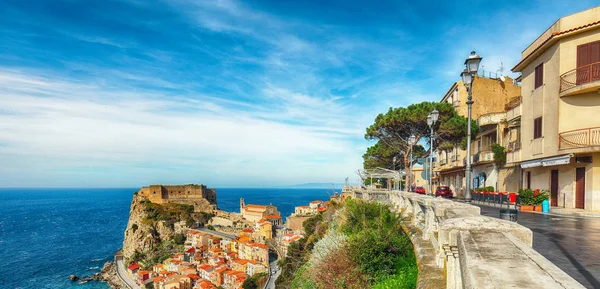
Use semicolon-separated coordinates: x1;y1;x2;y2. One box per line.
363;101;478;171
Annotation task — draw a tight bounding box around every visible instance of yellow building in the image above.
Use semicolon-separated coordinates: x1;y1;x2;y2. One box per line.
434;75;521;196
255;219;273;241
409;166;426;189
512;6;600;211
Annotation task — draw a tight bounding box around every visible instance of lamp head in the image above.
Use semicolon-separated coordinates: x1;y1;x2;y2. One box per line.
427;115;433;126
465;51;482;74
461;69;472;86
431;109;439;123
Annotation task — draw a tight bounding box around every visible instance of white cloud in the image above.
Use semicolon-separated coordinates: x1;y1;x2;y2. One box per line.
0;68;365;187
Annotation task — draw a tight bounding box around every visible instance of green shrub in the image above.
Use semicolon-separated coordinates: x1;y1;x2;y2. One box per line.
172;233;186;245
491;144;506;168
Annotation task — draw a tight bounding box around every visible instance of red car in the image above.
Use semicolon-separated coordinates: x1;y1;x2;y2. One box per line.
435;186;453;198
413;186;426;194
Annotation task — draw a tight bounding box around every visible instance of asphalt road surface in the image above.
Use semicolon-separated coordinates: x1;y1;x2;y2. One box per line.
265;258;280;289
477;205;600;289
116;258;140;289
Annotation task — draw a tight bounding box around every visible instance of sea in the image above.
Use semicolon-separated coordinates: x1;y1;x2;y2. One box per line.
0;187;336;289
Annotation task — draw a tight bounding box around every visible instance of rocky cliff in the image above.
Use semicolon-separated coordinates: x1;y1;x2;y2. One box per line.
122;192;214;264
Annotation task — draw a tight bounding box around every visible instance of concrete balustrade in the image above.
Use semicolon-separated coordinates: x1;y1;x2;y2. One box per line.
342;188;584;289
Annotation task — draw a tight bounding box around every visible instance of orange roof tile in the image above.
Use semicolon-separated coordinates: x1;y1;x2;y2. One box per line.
264;215;280;219
188;273;201;280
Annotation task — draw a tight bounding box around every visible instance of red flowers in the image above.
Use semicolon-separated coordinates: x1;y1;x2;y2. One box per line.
533;189;540;197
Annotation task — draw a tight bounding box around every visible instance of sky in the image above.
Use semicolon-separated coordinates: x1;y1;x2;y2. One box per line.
0;0;597;188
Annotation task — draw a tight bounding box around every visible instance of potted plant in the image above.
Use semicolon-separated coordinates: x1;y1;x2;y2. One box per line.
518;188;549;211
519;188;535;211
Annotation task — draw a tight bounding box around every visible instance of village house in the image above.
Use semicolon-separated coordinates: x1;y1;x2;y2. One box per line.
239;198;282;225
246;260;267;276
281;233;303;256
512;6;600;210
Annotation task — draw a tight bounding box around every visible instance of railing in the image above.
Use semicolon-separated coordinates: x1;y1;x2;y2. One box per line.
504;96;522;111
451;155;458;162
560;61;600;92
507;141;521;152
559;127;600;149
342;188;584;289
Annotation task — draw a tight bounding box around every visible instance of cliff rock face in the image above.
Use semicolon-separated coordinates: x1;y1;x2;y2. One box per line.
122;193;162;260
122;190;216;261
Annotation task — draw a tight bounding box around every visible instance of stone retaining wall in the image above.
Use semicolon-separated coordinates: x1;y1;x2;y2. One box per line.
345;188;584;289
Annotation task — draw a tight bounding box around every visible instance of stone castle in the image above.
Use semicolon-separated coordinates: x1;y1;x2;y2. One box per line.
138;184;218;211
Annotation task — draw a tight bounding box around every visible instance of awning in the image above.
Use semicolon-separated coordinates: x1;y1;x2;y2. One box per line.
520;154;573;168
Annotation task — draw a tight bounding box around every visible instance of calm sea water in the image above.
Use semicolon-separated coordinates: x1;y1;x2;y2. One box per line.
0;187;335;289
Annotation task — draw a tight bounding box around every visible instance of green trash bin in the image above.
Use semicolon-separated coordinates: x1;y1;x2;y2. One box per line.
499;209;518;222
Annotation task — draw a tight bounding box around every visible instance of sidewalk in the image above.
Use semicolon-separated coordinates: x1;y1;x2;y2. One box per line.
468;200;600;219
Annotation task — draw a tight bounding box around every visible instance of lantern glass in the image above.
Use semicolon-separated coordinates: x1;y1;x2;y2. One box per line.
431;109;439;123
427;115;433;126
465;51;482;74
461;70;472;86
409;134;416;146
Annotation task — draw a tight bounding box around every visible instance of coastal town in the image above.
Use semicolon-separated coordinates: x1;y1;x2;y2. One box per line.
119;185;333;289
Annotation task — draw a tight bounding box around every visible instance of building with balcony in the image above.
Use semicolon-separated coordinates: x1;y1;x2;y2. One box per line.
435;75;521;197
512;6;600;211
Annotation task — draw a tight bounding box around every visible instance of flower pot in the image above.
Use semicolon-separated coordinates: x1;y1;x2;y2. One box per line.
534;206;542;212
520;205;535;211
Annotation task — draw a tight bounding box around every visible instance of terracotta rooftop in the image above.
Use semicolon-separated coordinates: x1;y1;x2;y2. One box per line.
264;215;281;219
127;263;140;271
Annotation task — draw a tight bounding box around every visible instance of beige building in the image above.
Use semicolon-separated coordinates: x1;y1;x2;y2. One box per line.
408;166;426;190
512;6;600;211
239;198;282;225
434;76;521;196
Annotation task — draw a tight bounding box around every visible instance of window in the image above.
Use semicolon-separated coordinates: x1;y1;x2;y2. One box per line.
533;117;543;139
534;63;544;89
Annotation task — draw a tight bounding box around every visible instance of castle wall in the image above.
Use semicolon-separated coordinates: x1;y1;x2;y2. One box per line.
137;184;218;211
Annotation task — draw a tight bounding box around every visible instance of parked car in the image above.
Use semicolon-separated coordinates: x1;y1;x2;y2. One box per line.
435;186;453;198
413;186;426;194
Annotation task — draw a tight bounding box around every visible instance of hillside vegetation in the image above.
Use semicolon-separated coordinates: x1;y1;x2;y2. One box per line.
122;194;214;267
276;199;417;289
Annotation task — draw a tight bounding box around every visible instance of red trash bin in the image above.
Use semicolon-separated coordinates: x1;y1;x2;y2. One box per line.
509;192;516;203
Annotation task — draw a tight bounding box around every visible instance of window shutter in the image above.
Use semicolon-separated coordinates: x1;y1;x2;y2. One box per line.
534;63;543;89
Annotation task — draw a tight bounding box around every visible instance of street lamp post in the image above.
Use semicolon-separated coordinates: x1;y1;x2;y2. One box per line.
393;156;397;190
462;51;482;202
427;109;439;196
408;134;416;192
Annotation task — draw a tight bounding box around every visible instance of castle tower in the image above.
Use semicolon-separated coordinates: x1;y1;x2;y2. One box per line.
240;198;245;213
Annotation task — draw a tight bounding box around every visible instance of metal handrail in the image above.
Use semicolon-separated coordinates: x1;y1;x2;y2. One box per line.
560;61;600;92
559;126;600;149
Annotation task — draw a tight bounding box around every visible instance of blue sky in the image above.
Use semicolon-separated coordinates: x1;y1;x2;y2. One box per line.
0;0;597;187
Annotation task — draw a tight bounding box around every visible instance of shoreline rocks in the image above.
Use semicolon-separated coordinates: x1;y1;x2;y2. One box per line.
69;275;79;281
99;261;126;289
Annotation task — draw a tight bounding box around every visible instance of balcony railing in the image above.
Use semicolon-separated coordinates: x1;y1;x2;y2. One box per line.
560;61;600;92
507;141;521;152
559;127;600;149
451;155;458;162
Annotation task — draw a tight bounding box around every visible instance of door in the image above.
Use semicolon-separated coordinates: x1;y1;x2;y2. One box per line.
575;167;586;209
526;171;531;189
577;41;600;84
550;170;559;207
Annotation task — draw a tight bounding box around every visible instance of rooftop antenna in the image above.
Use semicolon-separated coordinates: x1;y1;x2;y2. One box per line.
498;62;506;81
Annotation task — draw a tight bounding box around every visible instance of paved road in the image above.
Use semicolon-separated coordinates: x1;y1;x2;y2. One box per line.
477;205;600;289
197;227;236;240
115;258;141;289
265;259;280;289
